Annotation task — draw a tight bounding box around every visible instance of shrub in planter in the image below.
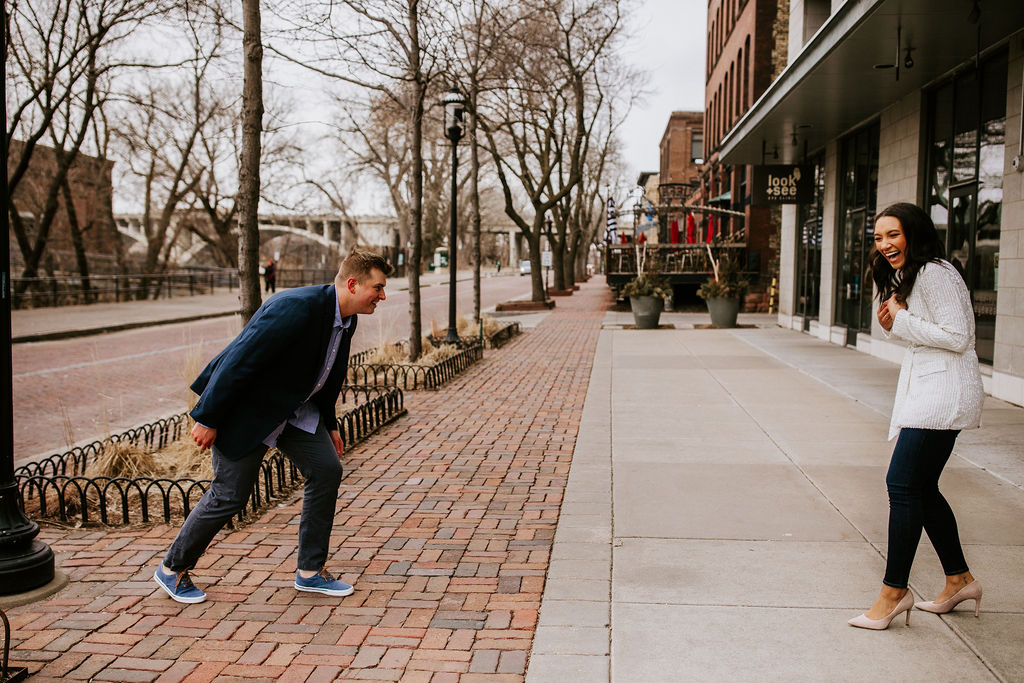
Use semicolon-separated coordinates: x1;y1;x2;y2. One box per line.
697;246;749;328
622;267;671;329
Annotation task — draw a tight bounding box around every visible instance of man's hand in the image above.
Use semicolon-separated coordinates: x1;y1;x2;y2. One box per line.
329;429;344;459
191;423;217;450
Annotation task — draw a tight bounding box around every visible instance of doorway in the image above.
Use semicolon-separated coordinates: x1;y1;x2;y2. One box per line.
834;123;879;345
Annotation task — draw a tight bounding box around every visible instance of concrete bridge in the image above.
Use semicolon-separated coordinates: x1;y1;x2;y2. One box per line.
113;213;401;265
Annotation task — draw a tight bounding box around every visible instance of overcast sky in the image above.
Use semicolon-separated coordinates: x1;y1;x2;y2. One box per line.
620;0;707;178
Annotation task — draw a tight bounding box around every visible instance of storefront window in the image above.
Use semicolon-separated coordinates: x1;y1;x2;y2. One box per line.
796;153;825;322
925;49;1006;364
835;122;879;342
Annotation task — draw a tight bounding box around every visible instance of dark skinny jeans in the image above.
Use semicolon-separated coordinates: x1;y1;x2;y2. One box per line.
883;428;969;589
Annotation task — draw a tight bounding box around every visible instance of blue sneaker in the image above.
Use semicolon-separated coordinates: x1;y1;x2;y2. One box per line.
153;567;207;603
294;568;354;596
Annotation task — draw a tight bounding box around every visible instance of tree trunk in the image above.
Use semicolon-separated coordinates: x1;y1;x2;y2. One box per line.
406;2;425;361
237;0;264;323
60;176;92;303
568;229;583;284
550;238;565;291
528;222;544;302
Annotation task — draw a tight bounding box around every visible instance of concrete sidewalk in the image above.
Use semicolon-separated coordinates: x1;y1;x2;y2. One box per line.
528;307;1024;682
10;270;489;342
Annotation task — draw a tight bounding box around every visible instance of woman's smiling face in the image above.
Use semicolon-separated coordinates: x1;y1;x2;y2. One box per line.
874;216;907;270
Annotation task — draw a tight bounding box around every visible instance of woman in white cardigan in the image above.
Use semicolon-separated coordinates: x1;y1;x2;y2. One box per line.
848;202;985;630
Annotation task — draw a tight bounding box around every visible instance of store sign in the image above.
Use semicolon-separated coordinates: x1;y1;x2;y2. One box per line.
752;165;813;205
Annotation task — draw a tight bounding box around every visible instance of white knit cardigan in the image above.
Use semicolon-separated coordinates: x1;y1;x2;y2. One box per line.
885;260;984;441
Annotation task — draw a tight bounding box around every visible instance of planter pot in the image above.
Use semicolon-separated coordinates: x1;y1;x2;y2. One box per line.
630;295;664;329
706;297;740;328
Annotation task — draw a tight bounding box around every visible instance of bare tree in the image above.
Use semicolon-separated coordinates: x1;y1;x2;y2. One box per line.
479;0;621;302
185;90;303;269
5;0;166;294
450;0;501;322
111;11;233;296
114;86;206;287
560;55;636;286
270;0;448;359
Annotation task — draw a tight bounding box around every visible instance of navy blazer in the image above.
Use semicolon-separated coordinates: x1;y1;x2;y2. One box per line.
190;284;356;460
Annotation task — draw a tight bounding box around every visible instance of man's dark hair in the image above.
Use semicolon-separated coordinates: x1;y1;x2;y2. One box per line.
337;249;393;284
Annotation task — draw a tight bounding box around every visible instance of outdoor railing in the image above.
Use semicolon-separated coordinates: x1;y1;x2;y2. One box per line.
348;340;484;391
605;242;746;276
11;269;238;309
14;385;406;527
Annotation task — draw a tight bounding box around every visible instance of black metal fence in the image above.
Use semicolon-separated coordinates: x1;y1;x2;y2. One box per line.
348;341;484;390
11;269;239;309
14;385;405;527
274;268;337;289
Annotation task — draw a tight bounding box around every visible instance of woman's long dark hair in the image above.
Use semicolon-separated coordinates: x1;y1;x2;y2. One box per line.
870;202;945;302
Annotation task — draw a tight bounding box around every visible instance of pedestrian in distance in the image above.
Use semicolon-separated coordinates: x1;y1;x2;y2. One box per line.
153;250;392;604
264;258;277;293
848;202;984;630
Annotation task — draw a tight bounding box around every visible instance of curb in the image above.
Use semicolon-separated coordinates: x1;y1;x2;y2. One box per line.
12;310;240;344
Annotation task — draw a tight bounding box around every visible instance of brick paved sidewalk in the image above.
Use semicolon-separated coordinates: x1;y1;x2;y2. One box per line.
7;281;610;682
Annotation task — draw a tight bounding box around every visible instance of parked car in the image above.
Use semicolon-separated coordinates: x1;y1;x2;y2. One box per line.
519;260;531;276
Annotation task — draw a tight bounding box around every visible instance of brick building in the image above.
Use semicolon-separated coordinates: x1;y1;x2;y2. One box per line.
7;140;118;276
658;111;704;243
702;0;787;281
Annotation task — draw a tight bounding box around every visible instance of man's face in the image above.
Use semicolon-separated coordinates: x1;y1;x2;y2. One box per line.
348;268;387;314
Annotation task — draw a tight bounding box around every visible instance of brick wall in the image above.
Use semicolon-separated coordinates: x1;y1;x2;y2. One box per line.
659;111;703;185
8;140;118;275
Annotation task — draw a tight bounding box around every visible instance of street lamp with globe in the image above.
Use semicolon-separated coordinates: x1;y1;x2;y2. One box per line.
442;87;466;345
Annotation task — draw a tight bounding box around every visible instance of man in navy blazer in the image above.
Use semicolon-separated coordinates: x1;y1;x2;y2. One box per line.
154;250;392;604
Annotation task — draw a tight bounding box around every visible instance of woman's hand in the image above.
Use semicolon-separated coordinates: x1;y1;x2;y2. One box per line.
877;295;906;331
886;294;908;318
877;301;893;331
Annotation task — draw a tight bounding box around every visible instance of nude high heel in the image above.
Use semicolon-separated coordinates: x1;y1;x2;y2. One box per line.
915;580;982;617
848;592;915;630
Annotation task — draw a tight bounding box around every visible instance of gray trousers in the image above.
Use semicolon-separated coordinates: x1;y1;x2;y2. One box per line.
164;422;343;573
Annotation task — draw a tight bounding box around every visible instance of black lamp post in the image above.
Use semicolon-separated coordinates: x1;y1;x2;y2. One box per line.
1;4;55;595
442;86;466;345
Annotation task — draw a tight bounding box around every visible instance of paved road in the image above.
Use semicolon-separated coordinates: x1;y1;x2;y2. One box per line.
12;276;532;462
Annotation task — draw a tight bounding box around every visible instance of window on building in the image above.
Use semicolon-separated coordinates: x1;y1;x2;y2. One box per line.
835;121;880;342
726;68;733;130
925;48;1006;365
796;153;825;322
691;132;704;164
735;48;743;117
744;36;750;110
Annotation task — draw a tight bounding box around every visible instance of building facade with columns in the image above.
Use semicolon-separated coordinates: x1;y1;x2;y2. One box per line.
719;0;1024;407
